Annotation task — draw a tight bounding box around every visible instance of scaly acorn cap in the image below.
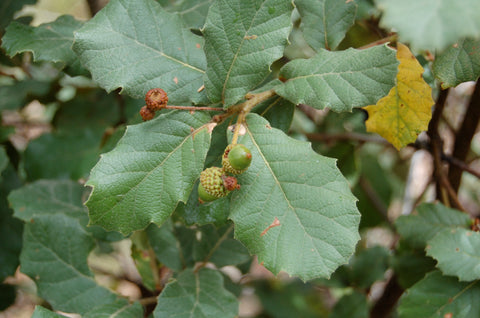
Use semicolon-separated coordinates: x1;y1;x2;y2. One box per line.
199;167;229;201
222;144;252;174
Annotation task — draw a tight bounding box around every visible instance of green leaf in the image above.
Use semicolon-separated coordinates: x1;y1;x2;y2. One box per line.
19;213;117;314
176;179;231;226
330;291;368;318
0;165;23;282
147;221;184;271
9;180;85;222
230;113;360;281
0;283;16;311
154;268;238;318
0;0;36;31
376;0;480;51
9;181;125;314
390;243;436;289
0;78;51;111
432;38;480;89
31;306;68;318
295;0;357;51
73;0;207;104
84;300;144;318
395;203;471;249
23;130;105;181
159;0;213;29
426;228;480;282
253;94;295;133
275;45;398;111
0;147;8;178
349;246;389;288
2;15;83;65
192;225;250;268
203;0;293;106
398;271;480;318
86;111;213;234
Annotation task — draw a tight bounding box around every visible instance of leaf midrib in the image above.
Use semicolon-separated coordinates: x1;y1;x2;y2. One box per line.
221;1;267;103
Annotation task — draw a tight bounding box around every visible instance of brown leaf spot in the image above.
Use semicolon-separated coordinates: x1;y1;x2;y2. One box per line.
455;247;459;252
261;217;281;237
444;313;453;318
466;231;472;236
453;43;459;48
244;35;258;40
173;77;178;84
196;43;201;49
448;298;453;304
266;124;272;129
197;84;205;92
346;0;354;3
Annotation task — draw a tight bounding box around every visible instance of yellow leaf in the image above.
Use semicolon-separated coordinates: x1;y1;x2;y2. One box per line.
363;43;434;150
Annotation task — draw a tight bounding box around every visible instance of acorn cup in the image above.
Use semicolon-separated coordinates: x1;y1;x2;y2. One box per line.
198;166;241;203
222;144;252;175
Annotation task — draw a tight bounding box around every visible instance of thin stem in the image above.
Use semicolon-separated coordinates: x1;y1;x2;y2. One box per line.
306;132;391;146
427;88;450;205
369;274;404;318
359;177;393;229
148;247;161;290
231;111;246;145
359;34;397;50
138;296;159;306
194;225;235;273
443;155;480;180
164;105;225;112
230;89;276;144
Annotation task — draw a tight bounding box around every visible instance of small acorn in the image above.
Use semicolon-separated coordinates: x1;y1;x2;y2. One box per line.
145;88;168;111
140;106;155;121
222;144;252;174
198;167;229;203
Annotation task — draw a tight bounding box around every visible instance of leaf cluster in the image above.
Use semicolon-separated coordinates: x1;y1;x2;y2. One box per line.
0;0;479;317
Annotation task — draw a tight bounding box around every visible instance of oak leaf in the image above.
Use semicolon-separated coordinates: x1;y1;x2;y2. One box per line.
364;43;433;149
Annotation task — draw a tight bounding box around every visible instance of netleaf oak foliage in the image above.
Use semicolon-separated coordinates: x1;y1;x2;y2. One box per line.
2;0;480;317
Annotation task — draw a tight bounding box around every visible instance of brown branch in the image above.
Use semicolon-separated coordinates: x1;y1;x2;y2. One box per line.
305;132;390;146
427;89;451;205
442;155;480;180
86;0;105;16
359;177;392;227
369;274;404;318
358;34;397;50
448;80;480;192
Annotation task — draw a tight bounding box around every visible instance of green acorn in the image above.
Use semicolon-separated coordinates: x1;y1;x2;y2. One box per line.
222;144;252;174
198;167;229;203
